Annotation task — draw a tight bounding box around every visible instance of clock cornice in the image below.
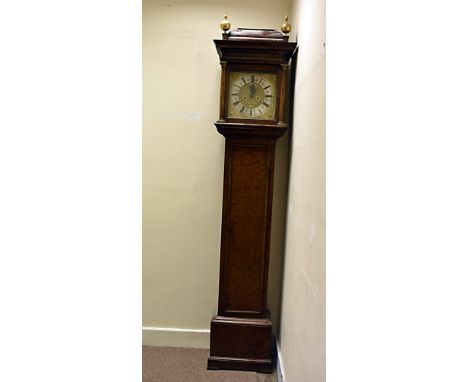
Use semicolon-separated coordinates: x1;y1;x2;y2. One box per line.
214;28;297;65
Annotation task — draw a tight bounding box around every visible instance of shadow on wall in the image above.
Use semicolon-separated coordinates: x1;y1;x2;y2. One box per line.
267;45;299;340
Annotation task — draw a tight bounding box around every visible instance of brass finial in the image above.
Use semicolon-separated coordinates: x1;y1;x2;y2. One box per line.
220;12;231;34
281;14;291;34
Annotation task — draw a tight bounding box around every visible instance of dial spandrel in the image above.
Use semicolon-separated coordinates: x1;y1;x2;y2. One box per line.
227;71;277;120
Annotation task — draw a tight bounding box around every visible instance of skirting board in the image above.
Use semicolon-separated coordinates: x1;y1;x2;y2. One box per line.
142;326;210;349
276;343;286;382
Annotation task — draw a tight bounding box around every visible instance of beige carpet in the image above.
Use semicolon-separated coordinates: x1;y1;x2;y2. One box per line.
143;346;277;382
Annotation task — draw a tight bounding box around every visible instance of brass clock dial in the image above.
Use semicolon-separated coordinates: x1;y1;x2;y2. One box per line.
227;71;277;120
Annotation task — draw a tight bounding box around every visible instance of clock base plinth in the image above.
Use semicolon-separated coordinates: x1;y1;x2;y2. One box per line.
207;315;273;373
207;356;273;373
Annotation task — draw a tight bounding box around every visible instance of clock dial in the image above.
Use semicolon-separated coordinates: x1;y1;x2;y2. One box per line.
227;71;277;120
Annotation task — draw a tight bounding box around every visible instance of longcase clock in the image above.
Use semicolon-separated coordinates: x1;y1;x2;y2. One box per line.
208;21;297;373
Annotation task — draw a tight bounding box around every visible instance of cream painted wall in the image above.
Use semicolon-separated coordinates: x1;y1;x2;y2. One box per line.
278;0;326;380
143;0;291;348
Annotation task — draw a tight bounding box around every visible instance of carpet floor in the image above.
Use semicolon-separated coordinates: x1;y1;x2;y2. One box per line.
143;346;277;382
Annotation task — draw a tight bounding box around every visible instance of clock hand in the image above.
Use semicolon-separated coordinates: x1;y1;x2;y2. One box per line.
249;82;255;97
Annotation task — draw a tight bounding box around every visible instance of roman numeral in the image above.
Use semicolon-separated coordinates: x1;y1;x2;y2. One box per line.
250;109;252;116
240;106;245;113
233;101;240;105
242;77;247;84
263;85;270;90
251;75;254;83
231;93;239;96
265;95;272;97
262;102;270;107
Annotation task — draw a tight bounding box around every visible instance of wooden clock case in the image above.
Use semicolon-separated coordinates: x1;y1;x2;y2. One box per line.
208;28;297;373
